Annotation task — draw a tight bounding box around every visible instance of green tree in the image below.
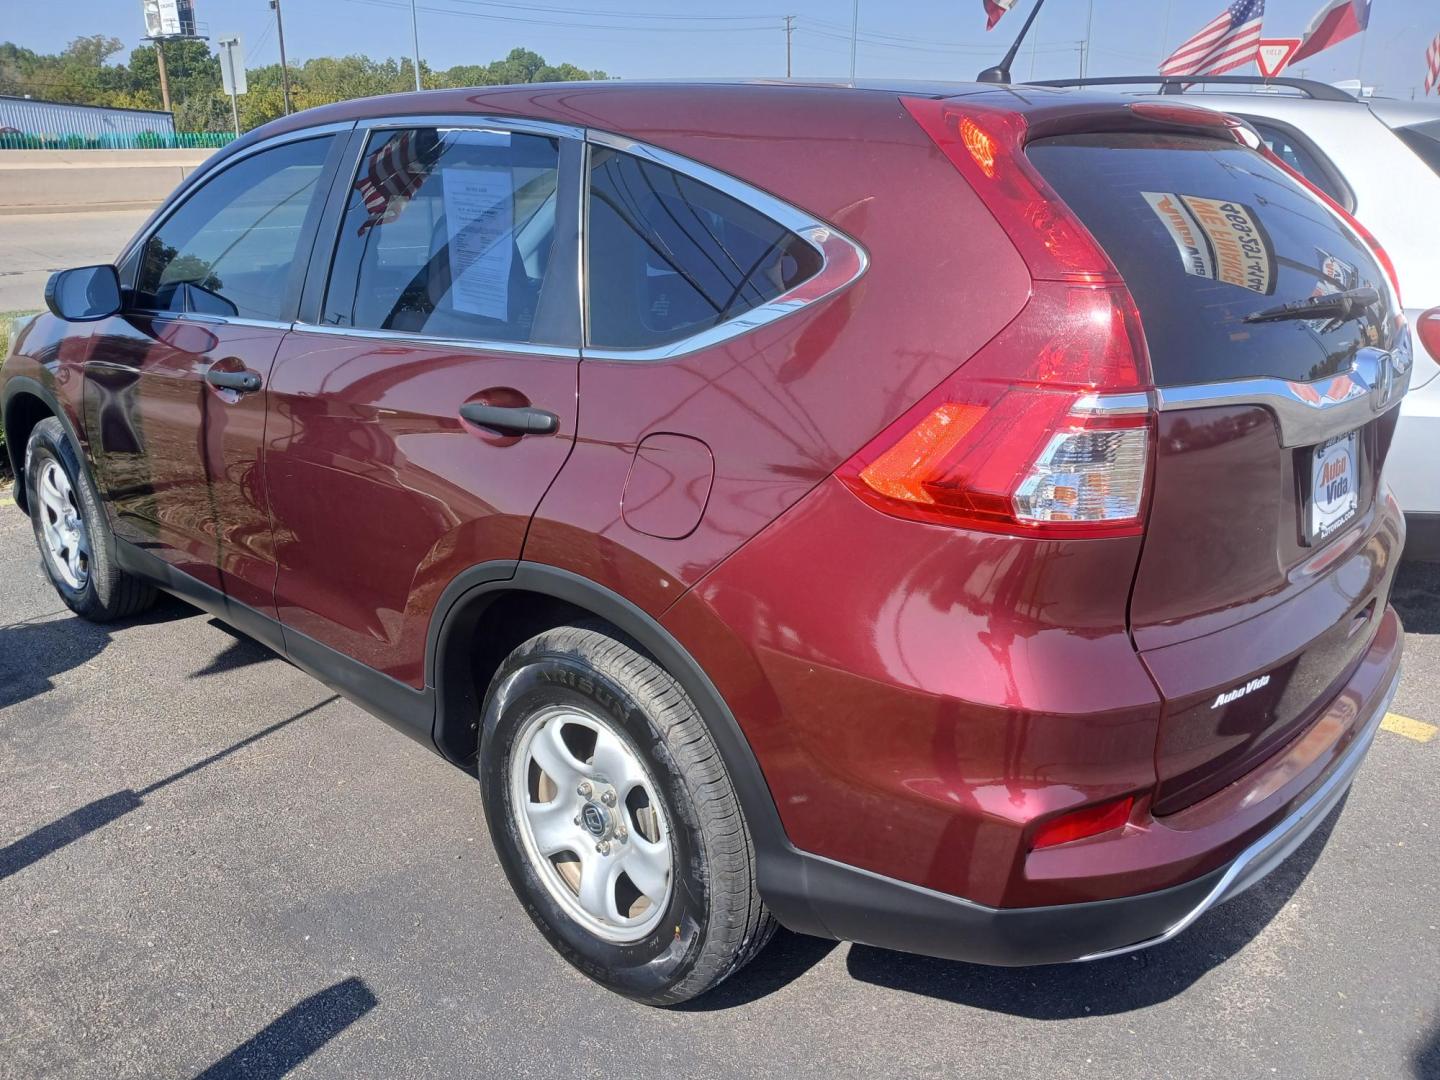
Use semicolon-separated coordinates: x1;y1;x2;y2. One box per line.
0;38;609;136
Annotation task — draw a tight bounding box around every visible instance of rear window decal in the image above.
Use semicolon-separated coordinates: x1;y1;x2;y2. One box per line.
1141;192;1215;281
1142;191;1276;295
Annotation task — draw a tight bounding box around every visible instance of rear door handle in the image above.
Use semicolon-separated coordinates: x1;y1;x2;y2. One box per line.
459;402;560;436
205;367;263;394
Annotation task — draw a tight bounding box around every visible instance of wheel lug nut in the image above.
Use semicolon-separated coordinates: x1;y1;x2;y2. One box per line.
573;815;581;826
600;790;616;807
596;840;611;855
577;781;592;797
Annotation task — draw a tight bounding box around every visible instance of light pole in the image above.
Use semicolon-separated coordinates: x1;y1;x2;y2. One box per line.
1081;0;1095;77
849;0;859;82
409;0;423;91
270;0;292;114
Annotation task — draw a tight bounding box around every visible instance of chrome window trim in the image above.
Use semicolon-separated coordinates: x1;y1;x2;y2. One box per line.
581;128;869;362
139;312;295;333
287;321;580;360
116;120;358;273
356;114;585;142
1156;339;1412;447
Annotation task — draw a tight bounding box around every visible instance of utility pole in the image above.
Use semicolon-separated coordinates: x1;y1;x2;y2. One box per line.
409;0;423;91
154;39;171;114
1080;0;1095;77
270;0;292;114
784;15;795;78
849;0;859;82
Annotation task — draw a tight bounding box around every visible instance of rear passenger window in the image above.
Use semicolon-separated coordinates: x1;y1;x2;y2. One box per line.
134;136;334;321
323;128;565;345
585;147;822;350
1246;121;1350;208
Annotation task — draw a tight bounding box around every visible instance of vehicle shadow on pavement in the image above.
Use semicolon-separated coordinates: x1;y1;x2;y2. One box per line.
193;976;378;1079
190;618;283;679
0;595;193;709
842;801;1345;1018
1391;561;1440;635
0;695;339;883
1414;1021;1440;1080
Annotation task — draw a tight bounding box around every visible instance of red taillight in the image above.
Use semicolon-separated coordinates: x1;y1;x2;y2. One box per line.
886;97;1158;537
903;97;1122;284
839;283;1154;538
1418;308;1440;362
1032;795;1134;850
1257;142;1403;308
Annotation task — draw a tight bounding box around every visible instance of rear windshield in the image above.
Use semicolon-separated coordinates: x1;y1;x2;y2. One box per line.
1027;133;1391;387
1395;121;1440;178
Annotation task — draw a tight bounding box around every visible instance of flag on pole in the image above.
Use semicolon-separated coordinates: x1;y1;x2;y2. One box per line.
1426;33;1440;96
1291;0;1372;64
1160;0;1267;78
984;0;1019;31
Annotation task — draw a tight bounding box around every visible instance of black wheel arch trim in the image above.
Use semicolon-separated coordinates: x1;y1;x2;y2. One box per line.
421;560;848;935
3;374;101;520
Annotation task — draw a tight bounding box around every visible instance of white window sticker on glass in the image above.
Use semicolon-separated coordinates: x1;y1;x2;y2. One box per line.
441;167;514;321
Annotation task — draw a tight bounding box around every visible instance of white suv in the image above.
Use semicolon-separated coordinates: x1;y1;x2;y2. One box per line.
1033;76;1440;557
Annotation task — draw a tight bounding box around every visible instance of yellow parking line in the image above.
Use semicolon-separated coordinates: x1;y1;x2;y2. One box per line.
1382;713;1437;744
0;496;13;508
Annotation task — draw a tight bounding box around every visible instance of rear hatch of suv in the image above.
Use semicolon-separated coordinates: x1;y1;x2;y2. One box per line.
1025;123;1408;812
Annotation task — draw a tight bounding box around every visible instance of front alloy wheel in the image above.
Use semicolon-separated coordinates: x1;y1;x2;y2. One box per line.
35;457;90;589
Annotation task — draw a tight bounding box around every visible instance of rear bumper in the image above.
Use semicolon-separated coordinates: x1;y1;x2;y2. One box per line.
765;611;1400;966
1388;373;1440;517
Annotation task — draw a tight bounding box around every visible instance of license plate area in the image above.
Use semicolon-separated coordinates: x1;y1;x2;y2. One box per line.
1306;430;1359;544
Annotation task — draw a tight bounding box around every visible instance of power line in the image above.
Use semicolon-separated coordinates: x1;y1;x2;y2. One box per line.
338;0;781;34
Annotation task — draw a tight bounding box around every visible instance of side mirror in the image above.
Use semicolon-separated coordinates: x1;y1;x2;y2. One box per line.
44;264;122;322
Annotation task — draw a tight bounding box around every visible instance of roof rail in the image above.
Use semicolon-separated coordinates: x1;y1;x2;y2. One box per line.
1026;75;1356;103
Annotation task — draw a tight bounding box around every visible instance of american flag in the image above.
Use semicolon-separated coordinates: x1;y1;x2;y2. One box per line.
1427;33;1440;96
984;0;1018;31
1161;0;1266;78
354;130;437;235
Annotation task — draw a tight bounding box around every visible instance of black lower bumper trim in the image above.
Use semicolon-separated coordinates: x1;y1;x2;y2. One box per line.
762;668;1394;967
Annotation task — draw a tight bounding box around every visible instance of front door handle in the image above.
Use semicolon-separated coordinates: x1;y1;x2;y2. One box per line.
459;402;560;436
205;367;263;394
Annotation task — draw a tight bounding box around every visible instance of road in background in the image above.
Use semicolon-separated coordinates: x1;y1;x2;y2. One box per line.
1;500;1437;1079
0;209;149;312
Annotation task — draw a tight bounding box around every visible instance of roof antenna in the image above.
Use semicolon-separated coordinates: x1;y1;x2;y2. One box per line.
977;0;1050;84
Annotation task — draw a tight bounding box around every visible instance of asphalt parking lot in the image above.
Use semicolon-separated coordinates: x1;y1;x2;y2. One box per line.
1;486;1437;1080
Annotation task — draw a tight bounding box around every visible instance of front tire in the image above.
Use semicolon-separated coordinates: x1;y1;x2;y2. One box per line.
24;417;155;622
479;624;775;1005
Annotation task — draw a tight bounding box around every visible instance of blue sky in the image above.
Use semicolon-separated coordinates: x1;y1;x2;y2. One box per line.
19;0;1440;98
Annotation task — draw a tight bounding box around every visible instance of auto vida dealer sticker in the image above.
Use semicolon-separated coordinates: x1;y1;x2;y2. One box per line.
1310;431;1359;541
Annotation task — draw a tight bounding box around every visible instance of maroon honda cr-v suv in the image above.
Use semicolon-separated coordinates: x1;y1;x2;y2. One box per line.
2;81;1416;1004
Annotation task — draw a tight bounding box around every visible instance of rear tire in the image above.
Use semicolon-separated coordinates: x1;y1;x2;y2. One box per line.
24;417;156;622
479;623;775;1005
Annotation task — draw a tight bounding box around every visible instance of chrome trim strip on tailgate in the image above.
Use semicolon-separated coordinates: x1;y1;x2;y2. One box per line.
1075;664;1399;963
1156;337;1413;447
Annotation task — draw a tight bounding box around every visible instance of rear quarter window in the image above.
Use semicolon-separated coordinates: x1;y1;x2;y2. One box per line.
1027;132;1390;387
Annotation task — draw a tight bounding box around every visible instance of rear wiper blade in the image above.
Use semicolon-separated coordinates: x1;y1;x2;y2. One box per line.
1243;286;1380;326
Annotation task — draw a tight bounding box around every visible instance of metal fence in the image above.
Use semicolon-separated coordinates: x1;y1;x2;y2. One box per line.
0;95;236;150
0;130;237;150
